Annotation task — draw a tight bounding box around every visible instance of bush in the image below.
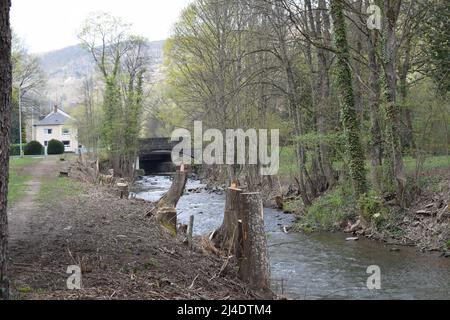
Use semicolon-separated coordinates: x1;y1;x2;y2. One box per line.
357;191;387;227
47;139;65;155
293;183;358;232
10;144;25;156
24;141;44;156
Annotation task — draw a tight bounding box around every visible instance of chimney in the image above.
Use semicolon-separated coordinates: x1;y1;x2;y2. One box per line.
54;105;58;113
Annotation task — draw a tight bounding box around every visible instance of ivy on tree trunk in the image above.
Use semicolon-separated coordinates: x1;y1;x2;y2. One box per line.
330;0;368;196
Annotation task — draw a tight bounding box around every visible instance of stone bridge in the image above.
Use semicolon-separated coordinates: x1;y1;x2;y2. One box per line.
138;137;181;174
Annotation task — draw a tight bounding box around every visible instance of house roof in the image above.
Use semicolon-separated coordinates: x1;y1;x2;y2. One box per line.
34;109;73;126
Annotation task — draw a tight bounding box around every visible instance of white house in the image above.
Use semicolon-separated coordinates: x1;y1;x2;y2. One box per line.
33;105;79;153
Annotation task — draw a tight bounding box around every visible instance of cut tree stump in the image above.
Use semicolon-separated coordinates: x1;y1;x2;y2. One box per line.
238;192;271;291
154;165;188;234
212;187;243;251
117;182;129;199
60;165;70;177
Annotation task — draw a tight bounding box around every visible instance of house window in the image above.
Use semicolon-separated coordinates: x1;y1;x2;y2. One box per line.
62;128;70;135
63;141;71;147
44;141;48;147
44;129;52;135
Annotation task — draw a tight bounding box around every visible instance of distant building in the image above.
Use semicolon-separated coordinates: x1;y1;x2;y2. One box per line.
33;105;79;153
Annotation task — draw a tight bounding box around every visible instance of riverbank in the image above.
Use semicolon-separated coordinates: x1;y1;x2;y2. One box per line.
8;157;256;300
288;169;450;254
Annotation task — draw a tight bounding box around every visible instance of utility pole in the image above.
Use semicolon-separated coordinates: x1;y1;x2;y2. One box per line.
18;86;23;157
31;105;35;141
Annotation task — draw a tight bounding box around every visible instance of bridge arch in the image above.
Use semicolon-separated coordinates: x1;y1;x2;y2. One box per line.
138;138;194;175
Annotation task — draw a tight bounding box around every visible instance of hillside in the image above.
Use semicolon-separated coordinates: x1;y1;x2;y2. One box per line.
38;40;165;110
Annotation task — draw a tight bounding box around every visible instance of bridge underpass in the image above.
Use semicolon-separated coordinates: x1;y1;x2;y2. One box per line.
138;138;179;175
138;137;205;175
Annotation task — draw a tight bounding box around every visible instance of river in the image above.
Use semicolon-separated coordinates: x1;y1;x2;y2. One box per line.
133;176;450;300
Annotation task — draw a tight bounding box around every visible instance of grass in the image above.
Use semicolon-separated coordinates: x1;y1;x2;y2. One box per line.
293;184;359;232
280;145;450;177
38;176;84;204
403;155;450;172
8;157;42;205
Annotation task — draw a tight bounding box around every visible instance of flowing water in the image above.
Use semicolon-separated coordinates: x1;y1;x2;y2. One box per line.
133;176;450;300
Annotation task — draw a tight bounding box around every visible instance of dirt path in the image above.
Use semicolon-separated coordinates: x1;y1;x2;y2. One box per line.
8;156;61;243
7;157;253;300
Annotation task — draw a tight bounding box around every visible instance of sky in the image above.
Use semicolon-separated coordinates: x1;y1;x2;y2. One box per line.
11;0;191;53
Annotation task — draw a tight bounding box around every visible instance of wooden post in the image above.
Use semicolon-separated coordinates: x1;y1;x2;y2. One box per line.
238;192;271;291
187;215;194;249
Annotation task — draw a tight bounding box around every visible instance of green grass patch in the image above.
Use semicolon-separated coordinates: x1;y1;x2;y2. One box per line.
403;155;450;172
279;144;450;178
9;157;42;170
293;184;358;232
8;157;42;205
18;287;32;294
38;176;84;204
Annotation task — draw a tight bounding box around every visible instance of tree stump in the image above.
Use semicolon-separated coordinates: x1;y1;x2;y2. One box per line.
155;207;178;235
238;192;271;291
213;187;271;291
154;165;188;234
212;187;243;251
117;182;129;199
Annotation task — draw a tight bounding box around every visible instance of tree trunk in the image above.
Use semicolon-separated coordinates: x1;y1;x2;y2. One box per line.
155;165;188;233
383;0;407;204
213;188;270;291
399;36;416;152
331;0;368;196
0;0;12;300
316;0;336;189
238;192;270;291
367;29;383;191
212;187;243;252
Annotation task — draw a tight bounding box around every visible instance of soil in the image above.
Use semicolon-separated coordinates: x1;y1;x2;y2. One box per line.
8;157;256;300
370;170;450;252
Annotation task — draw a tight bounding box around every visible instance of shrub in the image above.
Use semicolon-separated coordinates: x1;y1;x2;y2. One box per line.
293;184;358;232
357;191;387;222
10;144;25;156
24;141;44;156
47;139;65;155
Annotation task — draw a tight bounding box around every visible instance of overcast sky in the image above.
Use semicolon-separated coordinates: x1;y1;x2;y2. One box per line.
11;0;191;53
